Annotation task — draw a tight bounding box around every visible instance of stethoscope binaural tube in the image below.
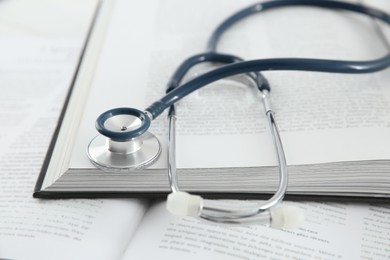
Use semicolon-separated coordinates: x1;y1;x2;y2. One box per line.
162;51;295;227
165;87;303;228
160;47;301;227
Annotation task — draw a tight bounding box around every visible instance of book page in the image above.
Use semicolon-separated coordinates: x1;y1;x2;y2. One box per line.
0;2;149;259
122;201;390;259
70;0;390;171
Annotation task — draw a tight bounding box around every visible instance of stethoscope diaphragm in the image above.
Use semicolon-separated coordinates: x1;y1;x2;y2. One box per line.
87;107;161;171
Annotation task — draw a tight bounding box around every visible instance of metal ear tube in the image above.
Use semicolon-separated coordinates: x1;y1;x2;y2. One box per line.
165;88;304;228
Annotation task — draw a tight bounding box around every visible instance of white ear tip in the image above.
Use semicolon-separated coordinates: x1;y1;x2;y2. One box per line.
166;191;203;217
270;206;304;229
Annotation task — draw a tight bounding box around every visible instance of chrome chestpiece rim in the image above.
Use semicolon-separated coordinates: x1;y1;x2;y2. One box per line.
87;107;161;171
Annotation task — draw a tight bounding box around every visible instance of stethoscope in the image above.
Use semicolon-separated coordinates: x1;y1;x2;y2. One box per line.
87;0;390;228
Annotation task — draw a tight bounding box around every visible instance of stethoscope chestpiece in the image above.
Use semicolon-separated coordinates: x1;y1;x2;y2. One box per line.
87;107;161;171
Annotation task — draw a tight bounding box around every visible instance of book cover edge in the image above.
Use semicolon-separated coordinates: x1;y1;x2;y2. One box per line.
34;1;103;198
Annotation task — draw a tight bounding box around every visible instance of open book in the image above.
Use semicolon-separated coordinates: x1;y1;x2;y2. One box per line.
2;0;390;259
34;0;390;199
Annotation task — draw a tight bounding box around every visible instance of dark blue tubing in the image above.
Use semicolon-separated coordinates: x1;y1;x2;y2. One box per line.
166;52;269;93
144;0;390;119
207;0;390;51
147;55;390;118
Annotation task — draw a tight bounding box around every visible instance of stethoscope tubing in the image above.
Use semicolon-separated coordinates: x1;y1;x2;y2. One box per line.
207;0;390;52
165;52;269;93
147;54;390;118
145;0;390;119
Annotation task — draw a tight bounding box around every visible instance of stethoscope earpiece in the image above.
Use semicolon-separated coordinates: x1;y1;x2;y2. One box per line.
166;191;203;217
269;206;305;229
87;107;161;171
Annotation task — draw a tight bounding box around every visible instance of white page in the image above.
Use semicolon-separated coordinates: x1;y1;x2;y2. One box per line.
0;1;149;260
70;0;390;171
122;201;390;259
